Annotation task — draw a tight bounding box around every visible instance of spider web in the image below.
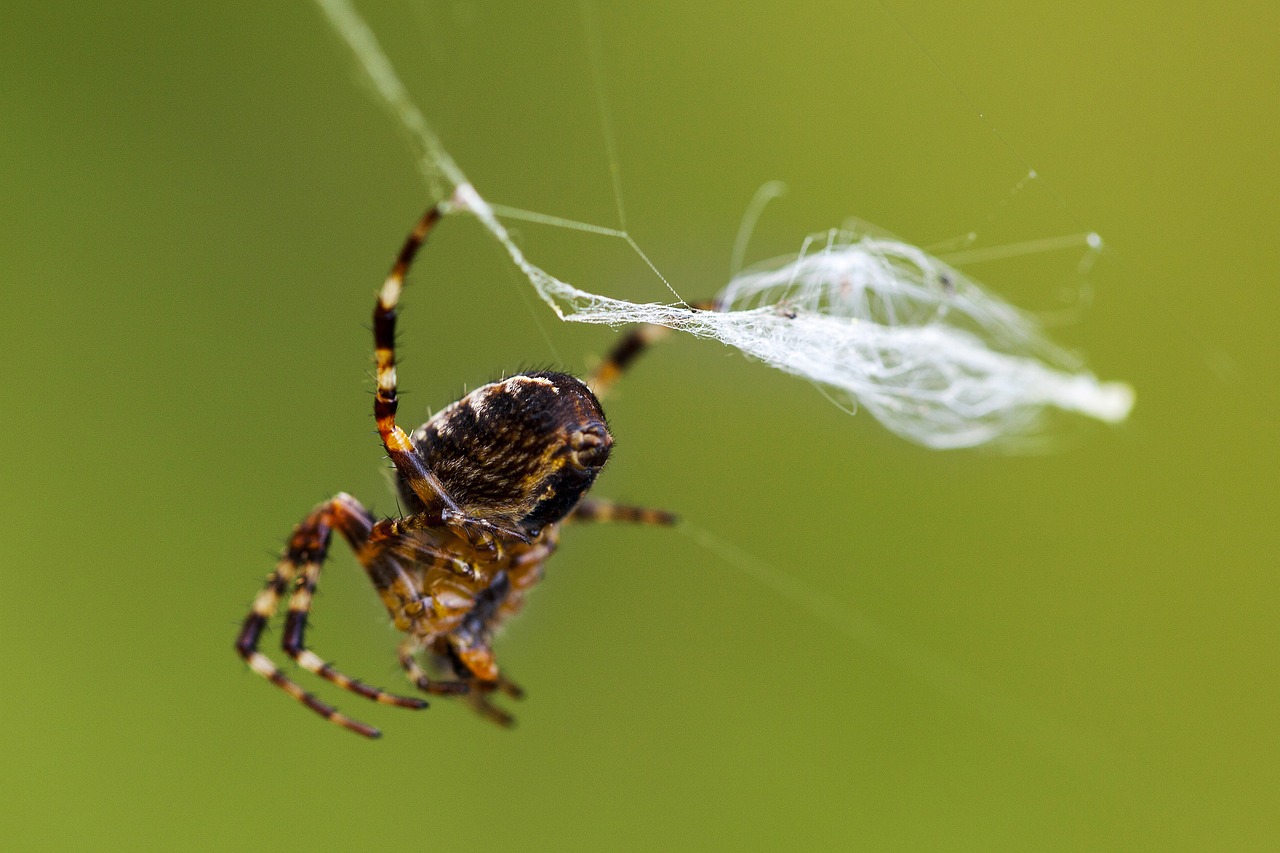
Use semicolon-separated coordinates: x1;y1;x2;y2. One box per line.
314;0;1133;451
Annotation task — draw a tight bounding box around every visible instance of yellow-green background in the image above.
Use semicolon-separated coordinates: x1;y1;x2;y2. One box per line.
3;2;1276;849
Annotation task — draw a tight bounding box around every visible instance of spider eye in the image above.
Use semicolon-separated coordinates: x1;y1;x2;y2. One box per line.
568;423;611;470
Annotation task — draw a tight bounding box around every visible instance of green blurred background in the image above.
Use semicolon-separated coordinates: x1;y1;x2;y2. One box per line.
3;1;1276;849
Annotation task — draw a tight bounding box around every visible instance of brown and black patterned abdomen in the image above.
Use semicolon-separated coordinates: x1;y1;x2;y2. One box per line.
396;371;612;534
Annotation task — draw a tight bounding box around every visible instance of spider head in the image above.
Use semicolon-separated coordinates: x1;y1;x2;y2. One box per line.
417;371;613;536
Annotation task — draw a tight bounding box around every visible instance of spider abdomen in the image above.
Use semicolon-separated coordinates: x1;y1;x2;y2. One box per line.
401;371;612;534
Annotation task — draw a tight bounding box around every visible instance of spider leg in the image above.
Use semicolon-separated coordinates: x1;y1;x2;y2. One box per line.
399;636;523;725
235;493;428;739
372;204;460;517
410;570;527;727
371;519;481;582
586;323;672;398
396;638;471;696
493;674;525;699
439;640;521;728
235;559;380;733
586;299;716;398
466;691;518;728
570;498;678;527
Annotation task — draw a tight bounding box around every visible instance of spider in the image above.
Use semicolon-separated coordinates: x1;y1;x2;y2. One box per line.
234;200;677;738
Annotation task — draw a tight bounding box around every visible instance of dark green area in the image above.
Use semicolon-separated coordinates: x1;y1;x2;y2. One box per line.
2;2;1276;849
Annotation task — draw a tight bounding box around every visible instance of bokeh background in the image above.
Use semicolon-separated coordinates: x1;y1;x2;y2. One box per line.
3;1;1276;849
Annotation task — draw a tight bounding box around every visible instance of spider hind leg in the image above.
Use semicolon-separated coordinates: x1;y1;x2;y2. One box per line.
235;494;429;739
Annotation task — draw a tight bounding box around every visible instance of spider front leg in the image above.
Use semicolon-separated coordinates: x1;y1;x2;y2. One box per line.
398;638;524;726
437;639;525;728
396;638;470;697
408;569;528;727
465;688;520;728
235;493;428;739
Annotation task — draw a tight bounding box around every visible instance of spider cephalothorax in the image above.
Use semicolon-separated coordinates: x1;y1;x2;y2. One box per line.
235;203;674;737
